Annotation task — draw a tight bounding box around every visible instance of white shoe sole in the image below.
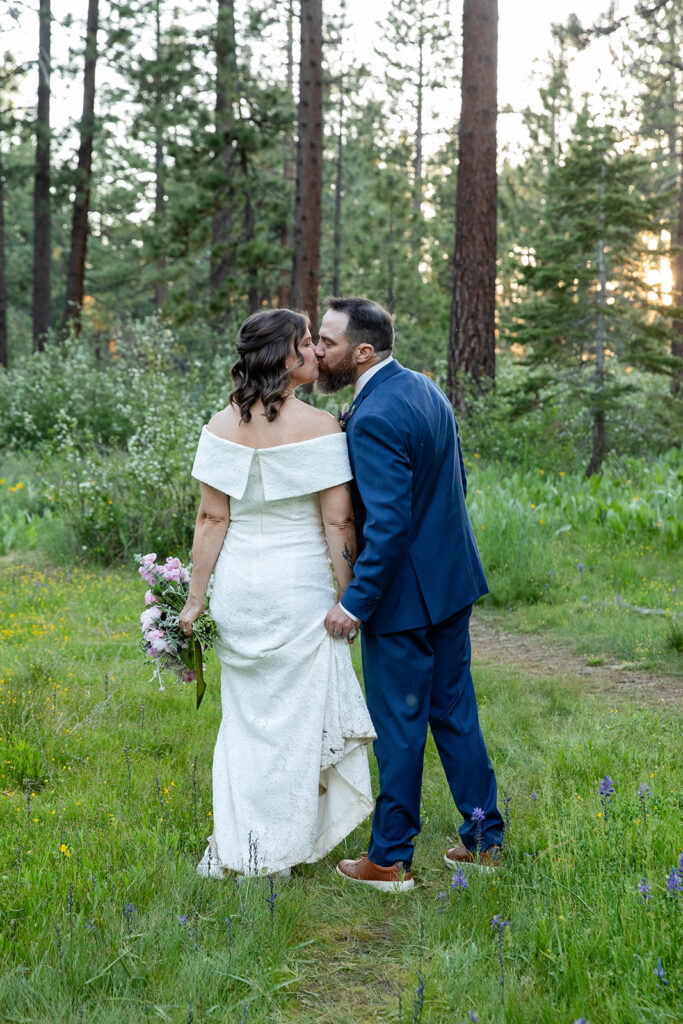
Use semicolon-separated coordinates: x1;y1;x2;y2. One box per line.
336;865;415;892
443;853;497;873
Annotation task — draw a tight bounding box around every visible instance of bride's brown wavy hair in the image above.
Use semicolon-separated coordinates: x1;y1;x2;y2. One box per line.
229;308;309;423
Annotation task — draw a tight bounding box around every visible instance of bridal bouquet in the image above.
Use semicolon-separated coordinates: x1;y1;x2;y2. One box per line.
135;553;218;709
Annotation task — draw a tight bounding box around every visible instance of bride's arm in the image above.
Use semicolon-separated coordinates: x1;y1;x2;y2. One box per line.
320;482;357;599
178;481;230;634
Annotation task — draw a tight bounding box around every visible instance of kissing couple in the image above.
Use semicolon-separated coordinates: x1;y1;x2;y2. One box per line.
179;296;504;889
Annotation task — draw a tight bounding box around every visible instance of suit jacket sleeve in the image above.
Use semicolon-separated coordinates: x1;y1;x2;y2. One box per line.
340;411;413;622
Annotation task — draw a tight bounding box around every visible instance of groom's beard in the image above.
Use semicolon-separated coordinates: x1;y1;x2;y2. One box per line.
315;353;357;394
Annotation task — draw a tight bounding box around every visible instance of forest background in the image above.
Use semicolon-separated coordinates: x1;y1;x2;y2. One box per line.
0;4;681;1023
0;0;681;497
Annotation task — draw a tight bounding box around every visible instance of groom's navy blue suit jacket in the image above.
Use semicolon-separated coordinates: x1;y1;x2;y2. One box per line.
340;360;488;636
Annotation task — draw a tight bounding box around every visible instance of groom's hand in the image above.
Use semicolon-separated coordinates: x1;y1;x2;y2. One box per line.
325;603;359;643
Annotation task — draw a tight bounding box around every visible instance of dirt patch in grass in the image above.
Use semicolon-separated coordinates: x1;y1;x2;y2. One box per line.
470;613;682;705
295;921;403;1022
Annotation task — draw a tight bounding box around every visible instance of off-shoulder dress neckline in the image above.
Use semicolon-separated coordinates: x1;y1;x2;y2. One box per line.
202;425;343;453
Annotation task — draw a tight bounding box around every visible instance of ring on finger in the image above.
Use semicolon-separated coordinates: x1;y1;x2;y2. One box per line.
348;628;357;639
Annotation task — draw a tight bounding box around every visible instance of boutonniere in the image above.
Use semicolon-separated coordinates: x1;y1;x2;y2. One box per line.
337;403;352;430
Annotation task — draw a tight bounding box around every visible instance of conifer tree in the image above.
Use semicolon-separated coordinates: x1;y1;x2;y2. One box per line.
64;0;99;333
32;0;51;351
510;112;674;475
447;0;498;409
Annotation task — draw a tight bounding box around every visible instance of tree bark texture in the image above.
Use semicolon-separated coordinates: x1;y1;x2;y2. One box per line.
277;0;295;309
210;0;237;322
291;0;323;330
64;0;99;333
447;0;498;410
33;0;51;351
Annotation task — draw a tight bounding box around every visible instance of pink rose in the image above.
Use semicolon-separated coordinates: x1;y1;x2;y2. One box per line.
141;553;157;564
148;631;172;655
160;557;184;584
139;565;157;585
140;606;162;630
144;589;158;605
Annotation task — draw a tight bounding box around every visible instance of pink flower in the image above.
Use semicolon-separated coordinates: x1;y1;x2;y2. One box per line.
140;606;162;630
160;556;184;583
139;565;157;585
147;628;172;655
141;553;157;564
144;589;158;605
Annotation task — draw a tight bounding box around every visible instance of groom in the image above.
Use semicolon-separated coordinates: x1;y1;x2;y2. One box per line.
315;296;504;891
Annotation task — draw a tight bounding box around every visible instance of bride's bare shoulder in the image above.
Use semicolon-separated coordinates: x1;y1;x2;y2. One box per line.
292;401;342;439
206;404;240;439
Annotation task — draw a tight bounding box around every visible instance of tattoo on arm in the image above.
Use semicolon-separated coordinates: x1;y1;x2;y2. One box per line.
342;542;355;569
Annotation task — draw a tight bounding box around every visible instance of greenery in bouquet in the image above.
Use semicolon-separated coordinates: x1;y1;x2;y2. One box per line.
135;552;218;708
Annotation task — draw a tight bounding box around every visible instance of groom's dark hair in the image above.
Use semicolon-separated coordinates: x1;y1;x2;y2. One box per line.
326;296;394;355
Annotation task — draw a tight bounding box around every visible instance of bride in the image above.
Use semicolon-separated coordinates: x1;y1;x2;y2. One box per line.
178;308;376;877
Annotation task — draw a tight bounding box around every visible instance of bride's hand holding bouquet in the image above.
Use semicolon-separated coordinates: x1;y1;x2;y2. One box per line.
135;553;218;709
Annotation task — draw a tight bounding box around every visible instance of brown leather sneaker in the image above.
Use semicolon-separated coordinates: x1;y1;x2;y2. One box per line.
336;855;415;892
444;845;500;871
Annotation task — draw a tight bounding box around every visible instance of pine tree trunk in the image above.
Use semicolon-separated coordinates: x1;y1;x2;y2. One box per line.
210;0;237;323
277;0;295;309
64;0;99;333
332;75;344;296
154;0;167;310
587;155;608;478
33;0;51;352
447;0;498;410
0;142;7;369
291;0;323;330
671;151;683;396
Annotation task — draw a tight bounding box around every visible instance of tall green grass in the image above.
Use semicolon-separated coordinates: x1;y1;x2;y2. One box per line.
0;563;680;1023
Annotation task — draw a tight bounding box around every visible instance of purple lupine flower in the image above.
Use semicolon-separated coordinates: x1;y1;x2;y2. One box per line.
437;891;448;912
654;958;667;989
471;806;486;858
530;791;539;801
491;915;510;1000
577;563;585;574
638;879;652;903
178;914;189;927
665;867;682;895
452;867;469;891
575;1018;589;1023
679;851;683;871
467;1013;480;1023
599;776;615;823
638;784;651;798
599;776;614;797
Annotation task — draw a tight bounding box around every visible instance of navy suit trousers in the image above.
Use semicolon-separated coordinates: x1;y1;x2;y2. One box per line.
361;605;504;866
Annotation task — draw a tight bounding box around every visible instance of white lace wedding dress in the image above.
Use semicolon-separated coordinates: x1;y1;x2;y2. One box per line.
190;427;376;877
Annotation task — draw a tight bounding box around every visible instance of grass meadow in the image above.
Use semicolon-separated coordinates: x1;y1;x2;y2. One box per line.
0;453;681;1023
